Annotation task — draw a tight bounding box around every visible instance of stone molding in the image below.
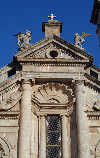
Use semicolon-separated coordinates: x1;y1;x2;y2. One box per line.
32;83;74;104
19;60;87;66
85;111;100;120
0;111;20;119
72;75;100;90
85;73;100;87
0;62;14;75
13;34;93;63
0;72;22;92
91;64;100;72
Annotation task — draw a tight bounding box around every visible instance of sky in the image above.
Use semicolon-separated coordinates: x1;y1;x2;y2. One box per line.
0;0;100;69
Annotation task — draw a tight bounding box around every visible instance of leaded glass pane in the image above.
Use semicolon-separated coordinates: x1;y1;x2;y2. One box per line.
46;115;61;131
46;146;61;158
46;132;61;145
46;115;62;158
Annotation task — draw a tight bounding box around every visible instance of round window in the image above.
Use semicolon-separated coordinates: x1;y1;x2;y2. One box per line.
50;50;58;58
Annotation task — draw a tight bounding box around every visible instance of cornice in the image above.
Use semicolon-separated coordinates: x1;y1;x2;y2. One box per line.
91;64;100;72
17;58;89;66
85;73;100;90
85;111;100;120
85;73;100;86
13;34;93;64
0;72;22;93
13;34;54;58
0;62;16;75
0;111;20;119
53;35;93;61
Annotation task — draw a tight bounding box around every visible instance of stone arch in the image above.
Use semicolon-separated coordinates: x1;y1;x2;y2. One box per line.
95;140;100;157
0;137;12;158
32;83;74;104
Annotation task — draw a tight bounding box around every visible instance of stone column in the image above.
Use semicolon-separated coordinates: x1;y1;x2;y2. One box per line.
31;112;34;155
62;115;69;158
75;80;90;158
18;79;32;158
40;115;46;158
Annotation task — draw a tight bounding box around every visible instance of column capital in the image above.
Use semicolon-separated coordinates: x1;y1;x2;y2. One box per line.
18;78;35;85
72;79;85;86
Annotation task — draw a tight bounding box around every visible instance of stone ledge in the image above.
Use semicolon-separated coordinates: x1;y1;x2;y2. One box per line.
85;111;100;117
0;126;19;132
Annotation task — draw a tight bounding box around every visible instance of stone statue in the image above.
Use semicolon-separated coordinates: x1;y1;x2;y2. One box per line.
14;30;32;48
74;32;91;50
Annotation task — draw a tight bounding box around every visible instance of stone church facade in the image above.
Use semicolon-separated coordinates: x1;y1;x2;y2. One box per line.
0;17;100;158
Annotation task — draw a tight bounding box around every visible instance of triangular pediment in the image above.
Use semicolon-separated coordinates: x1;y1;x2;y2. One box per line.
13;34;93;65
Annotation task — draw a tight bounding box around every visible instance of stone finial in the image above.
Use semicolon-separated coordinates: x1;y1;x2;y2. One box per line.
74;32;91;50
14;30;32;49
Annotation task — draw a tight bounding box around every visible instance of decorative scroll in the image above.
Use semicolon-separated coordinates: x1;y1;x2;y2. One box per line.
46;115;61;158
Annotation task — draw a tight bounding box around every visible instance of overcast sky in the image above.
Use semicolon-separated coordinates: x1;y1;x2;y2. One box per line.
0;0;100;69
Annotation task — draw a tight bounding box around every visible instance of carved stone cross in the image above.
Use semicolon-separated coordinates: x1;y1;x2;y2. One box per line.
48;14;56;21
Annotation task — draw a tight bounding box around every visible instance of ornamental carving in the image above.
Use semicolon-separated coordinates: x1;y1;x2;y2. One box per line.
31;83;75;105
75;80;84;85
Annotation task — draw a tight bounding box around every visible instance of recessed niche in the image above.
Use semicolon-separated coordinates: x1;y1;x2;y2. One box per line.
50;50;58;58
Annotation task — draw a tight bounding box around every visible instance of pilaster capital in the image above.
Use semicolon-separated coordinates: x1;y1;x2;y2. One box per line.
61;115;71;122
40;115;47;118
